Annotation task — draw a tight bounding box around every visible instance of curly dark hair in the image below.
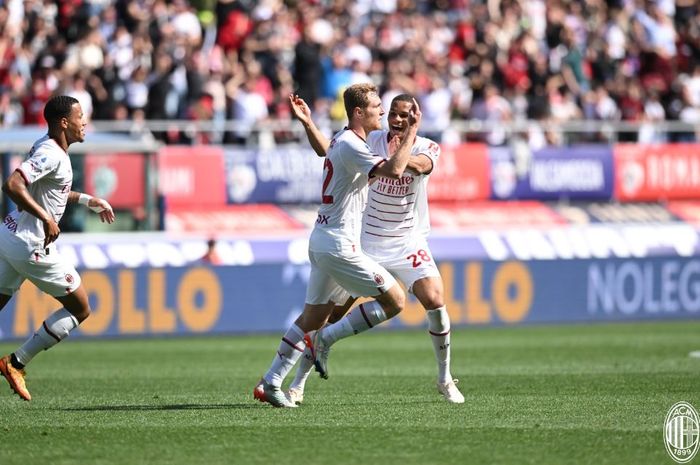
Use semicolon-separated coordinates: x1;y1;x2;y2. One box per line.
43;95;79;125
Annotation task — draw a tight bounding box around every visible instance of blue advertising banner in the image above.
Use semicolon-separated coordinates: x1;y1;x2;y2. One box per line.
490;145;614;200
224;147;324;204
0;257;698;340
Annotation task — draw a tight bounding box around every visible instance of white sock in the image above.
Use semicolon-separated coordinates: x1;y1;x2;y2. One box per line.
289;344;315;391
263;324;305;388
14;308;79;366
426;306;452;384
322;301;388;346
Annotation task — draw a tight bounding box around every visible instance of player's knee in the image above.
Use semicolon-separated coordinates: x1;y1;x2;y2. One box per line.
328;304;350;324
66;300;91;323
75;306;91;323
420;291;444;311
295;311;321;332
414;282;444;310
385;292;405;318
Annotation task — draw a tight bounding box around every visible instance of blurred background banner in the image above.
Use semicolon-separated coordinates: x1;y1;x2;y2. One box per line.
428;201;567;231
156;146;227;208
223;147;324;204
140;142;700;221
614;144;700;201
164;204;306;234
0;256;698;340
84;152;145;209
427;143;491;201
23;220;697;271
490;145;614;200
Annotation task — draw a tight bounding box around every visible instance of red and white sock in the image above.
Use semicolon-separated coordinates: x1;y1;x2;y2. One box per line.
14;308;79;366
289;344;315;391
322;300;388;346
264;324;305;388
427;306;452;384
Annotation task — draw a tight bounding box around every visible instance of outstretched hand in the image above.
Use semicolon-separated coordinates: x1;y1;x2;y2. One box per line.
88;198;116;224
289;94;312;125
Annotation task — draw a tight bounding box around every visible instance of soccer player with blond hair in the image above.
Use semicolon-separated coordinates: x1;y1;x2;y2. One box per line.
254;83;421;407
285;92;464;404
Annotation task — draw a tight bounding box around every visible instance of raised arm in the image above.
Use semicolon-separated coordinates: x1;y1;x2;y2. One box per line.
372;98;422;179
289;94;329;157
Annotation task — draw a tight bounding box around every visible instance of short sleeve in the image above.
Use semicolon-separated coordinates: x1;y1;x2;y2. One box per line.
338;138;384;178
415;137;440;172
17;150;59;184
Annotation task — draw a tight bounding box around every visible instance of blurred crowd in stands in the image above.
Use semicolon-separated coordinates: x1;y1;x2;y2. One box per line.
0;0;698;146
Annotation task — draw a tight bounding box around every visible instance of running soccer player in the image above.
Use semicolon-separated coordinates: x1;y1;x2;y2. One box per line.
286;93;464;404
253;83;421;407
0;95;115;401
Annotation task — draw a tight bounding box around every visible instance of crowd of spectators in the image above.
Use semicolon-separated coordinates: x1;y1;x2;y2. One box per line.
0;0;698;147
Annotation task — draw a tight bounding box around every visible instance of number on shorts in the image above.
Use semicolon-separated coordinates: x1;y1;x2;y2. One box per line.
407;249;431;268
322;158;334;204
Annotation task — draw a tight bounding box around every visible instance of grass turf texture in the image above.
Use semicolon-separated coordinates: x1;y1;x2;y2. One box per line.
0;321;698;465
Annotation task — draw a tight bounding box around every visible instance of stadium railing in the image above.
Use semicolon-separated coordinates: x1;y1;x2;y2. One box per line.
86;119;700;146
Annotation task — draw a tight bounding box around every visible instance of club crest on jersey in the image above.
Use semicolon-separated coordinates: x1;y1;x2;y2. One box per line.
428;142;440;157
29;156;49;173
373;273;385;286
65;274;74;284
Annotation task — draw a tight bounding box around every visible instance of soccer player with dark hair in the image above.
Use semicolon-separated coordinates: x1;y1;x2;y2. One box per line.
0;95;115;401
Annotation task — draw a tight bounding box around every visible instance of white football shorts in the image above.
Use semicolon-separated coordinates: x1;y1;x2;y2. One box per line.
364;238;441;294
0;244;81;297
305;248;396;305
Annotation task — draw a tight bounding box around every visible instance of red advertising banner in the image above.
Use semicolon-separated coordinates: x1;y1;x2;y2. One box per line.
430;200;566;230
165;204;305;234
157;146;227;208
666;201;700;227
614;144;700;201
84;153;145;208
428;143;491;201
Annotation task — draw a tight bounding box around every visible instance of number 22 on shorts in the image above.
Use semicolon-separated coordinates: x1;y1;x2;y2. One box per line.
407;249;431;268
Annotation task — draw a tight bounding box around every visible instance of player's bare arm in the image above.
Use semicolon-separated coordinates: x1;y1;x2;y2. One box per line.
68;191;116;224
373;98;422;179
289;94;329;157
2;170;59;246
406;153;433;175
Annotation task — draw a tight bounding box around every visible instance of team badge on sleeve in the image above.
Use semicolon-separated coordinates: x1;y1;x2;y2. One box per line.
427;142;440;158
373;273;385;286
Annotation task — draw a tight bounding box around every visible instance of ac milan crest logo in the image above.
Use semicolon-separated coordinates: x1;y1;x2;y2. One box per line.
373;273;384;286
665;401;700;463
65;274;74;284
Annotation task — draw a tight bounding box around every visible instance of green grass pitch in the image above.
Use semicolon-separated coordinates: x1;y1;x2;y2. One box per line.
0;321;698;465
